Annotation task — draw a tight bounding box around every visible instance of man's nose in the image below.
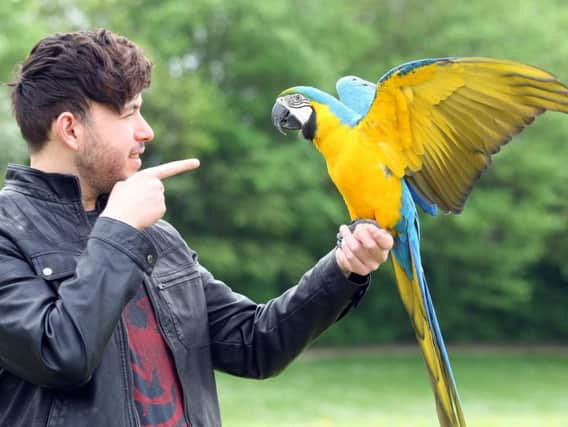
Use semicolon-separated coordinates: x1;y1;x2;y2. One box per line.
135;115;154;143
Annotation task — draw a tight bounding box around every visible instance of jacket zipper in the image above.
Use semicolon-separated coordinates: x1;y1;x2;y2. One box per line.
144;277;193;427
118;316;142;427
44;394;60;427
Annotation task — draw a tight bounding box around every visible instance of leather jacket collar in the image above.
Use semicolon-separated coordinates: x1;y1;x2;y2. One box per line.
5;164;108;210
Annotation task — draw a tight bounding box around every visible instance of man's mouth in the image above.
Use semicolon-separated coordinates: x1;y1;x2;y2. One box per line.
129;148;145;159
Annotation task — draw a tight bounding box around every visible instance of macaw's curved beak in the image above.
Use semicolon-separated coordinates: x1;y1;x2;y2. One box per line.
271;101;302;135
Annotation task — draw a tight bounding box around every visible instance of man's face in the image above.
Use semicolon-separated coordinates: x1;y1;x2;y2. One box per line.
75;94;154;196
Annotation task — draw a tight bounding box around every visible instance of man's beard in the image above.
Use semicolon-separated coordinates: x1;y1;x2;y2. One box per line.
75;126;126;198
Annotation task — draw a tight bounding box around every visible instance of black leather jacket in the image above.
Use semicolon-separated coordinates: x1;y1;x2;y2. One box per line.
0;165;368;427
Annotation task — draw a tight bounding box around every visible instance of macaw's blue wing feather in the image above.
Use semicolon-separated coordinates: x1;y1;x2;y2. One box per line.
336;76;438;216
336;75;376;117
378;57;456;83
406;181;438;216
391;182;465;427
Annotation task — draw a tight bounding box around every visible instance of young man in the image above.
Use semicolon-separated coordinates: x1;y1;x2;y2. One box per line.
0;29;393;427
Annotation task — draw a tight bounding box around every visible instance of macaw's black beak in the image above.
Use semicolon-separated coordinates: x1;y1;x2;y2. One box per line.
271;102;302;135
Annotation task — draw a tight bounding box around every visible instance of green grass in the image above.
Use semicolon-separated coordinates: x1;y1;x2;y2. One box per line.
216;347;568;427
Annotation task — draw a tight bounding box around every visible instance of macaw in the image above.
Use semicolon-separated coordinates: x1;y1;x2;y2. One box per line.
271;57;568;427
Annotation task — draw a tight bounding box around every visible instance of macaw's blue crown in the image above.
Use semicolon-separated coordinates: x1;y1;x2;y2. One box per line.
280;86;361;127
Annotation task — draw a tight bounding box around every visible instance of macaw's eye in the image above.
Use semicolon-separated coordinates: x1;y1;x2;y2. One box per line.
289;94;304;106
293;94;302;102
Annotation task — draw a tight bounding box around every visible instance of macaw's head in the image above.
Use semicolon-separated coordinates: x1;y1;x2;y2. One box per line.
271;87;317;141
271;86;361;143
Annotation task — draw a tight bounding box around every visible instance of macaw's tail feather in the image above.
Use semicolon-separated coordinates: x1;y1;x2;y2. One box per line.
391;252;466;427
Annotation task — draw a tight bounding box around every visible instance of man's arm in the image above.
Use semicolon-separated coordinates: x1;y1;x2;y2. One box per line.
205;223;393;378
0;218;155;390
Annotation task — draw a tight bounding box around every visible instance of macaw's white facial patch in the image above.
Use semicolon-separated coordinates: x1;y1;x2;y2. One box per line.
279;94;313;126
290;105;313;126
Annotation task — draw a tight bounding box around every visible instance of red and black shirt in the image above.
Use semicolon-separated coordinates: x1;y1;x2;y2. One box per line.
124;284;189;427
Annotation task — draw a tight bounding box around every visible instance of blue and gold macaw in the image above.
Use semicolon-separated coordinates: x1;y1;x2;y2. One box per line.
271;57;568;427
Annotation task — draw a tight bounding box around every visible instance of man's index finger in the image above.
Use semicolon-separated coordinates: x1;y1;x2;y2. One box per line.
141;159;200;180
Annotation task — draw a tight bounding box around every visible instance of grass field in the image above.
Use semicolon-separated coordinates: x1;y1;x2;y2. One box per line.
216;346;568;427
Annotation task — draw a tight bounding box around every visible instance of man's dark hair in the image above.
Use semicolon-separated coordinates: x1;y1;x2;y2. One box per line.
9;28;152;152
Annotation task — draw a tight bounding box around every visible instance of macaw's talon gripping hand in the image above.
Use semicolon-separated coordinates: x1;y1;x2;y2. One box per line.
335;219;394;281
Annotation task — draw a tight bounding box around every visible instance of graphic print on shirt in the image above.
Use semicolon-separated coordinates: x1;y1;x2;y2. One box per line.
124;285;189;427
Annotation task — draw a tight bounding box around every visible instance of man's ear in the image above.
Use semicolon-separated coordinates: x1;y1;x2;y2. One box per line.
51;112;82;152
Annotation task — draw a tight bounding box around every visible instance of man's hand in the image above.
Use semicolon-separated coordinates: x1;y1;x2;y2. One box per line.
101;159;200;230
335;222;394;278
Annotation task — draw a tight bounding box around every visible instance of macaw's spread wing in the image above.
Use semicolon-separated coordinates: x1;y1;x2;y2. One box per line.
358;57;568;213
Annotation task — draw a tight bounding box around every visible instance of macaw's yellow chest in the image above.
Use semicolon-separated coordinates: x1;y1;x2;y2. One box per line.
313;125;403;231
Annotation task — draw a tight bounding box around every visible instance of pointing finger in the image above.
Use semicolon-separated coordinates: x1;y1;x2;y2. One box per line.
140;159;200;180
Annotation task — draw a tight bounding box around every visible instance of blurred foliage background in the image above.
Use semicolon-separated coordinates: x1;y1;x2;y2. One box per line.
1;0;567;346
